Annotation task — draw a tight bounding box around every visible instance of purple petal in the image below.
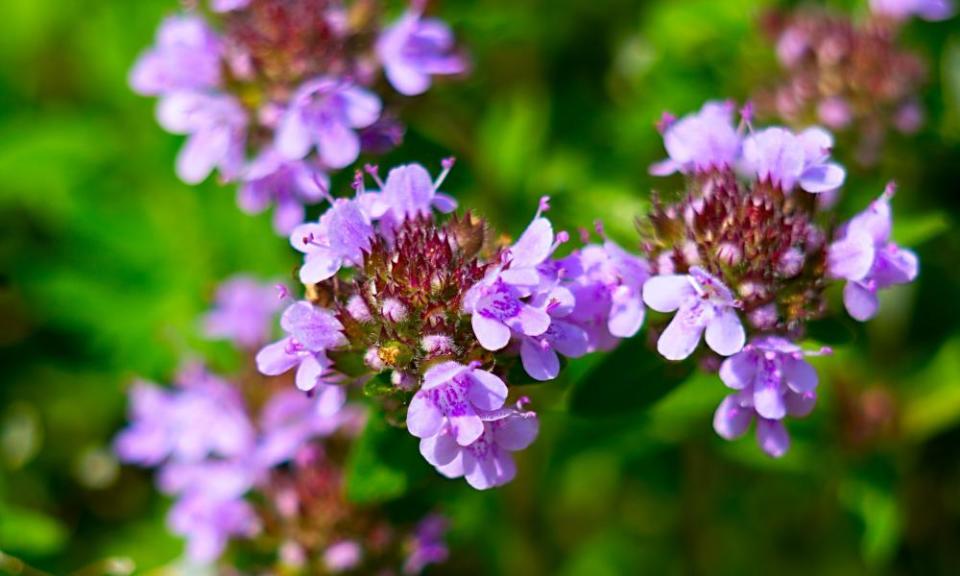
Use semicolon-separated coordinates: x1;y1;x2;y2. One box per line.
450;413;484;446
657;309;706;361
466;370;509;411
705;309;745;357
785;390;817;417
719;350;757;390
608;285;645;338
782;357;817;393
827;231;875;281
420;432;460;467
472;314;511;351
317;118;361;169
642;275;695;312
276;110;312;160
508;217;553;269
256;338;299;376
843;281;880;321
294;354;327;391
799;163;845;193
493;413;539;451
756;418;790;457
520;338;561;381
299;252;342;284
872;245;919;288
464;450;515;490
512;305;551;337
407;392;443;439
422;361;468;390
753;370;786;420
713;395;752;440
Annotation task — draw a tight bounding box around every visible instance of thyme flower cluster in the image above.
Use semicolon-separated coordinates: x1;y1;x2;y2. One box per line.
131;0;466;232
256;160;649;488
638;101;918;456
115;276;449;571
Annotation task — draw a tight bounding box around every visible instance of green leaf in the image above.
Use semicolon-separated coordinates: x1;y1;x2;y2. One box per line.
344;412;428;504
567;336;694;417
893;211;951;247
0;503;68;555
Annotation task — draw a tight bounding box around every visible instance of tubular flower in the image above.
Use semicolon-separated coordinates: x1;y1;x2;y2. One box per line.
130;0;467;233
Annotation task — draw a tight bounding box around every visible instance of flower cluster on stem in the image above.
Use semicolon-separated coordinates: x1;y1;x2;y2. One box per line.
131;0;467;233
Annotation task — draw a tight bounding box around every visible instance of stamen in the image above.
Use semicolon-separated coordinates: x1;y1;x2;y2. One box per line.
536;196;551;218
656;111;676;134
364;164;385;188
434;157;456;190
351;169;365;196
311;172;334;203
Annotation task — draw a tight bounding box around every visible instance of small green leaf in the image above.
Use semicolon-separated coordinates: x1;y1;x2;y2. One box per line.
567;336;694;417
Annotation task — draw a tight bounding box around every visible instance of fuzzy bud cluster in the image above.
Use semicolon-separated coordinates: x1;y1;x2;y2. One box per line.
131;0;467;233
755;2;952;164
637;101;918;456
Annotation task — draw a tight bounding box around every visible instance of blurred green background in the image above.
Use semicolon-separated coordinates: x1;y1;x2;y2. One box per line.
2;0;960;573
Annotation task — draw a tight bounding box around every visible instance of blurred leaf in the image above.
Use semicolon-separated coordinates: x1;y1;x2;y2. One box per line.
902;338;960;442
344;412;427;504
805;315;859;347
567;336;693;417
0;502;67;555
893;211;951;247
839;477;901;568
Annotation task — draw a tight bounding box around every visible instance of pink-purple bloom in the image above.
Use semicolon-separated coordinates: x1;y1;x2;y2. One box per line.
419;400;539;490
404;515;450;575
406;362;508;446
559;239;651;351
518;286;589;381
713;337;825;457
827;185;919;321
870;0;954;20
642;267;745;361
276;78;382;169
650;100;741;176
238;150;330;234
115;368;255;466
377;3;467;96
203;276;284;348
741;126;846;193
156;92;248;184
256;301;347;391
290;197;375;284
129;15;221;96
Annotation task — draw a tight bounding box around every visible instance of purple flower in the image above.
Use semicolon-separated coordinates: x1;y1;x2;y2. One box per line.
129;15;221;96
376;4;467;96
324;540;363;572
561;239;651;351
404;515;449;575
741;126;846;193
256;301;347;391
255;388;347;468
519;286;589;381
290;197;375;284
419;402;539;490
642;266;745;361
276;77;382;169
211;0;251;12
869;0;954;21
406;362;508;446
650;101;741;176
464;277;551;351
115;369;255;466
202;276;283;348
168;491;260;563
362;162;458;223
238;149;330;234
157;92;248;184
827;186;919;321
713;336;824;457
